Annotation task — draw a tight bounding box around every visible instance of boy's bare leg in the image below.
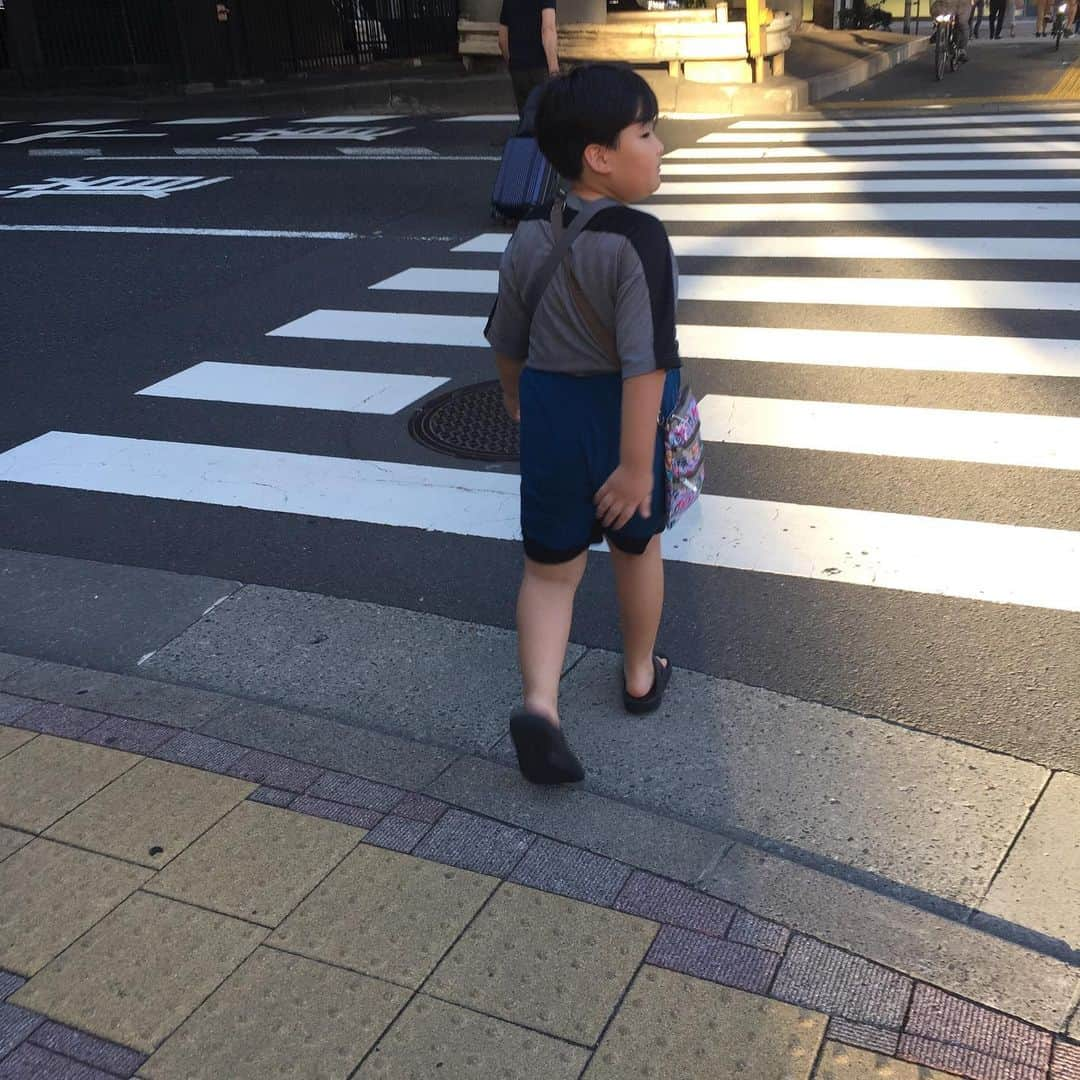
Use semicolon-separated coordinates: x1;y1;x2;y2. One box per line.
610;535;667;698
517;551;588;723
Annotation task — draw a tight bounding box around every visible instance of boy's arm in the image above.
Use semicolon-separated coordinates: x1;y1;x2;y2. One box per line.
594;369;665;529
497;24;509;61
495;352;525;421
540;7;558;74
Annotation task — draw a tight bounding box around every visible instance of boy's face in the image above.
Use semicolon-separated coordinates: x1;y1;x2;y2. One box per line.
597;119;665;203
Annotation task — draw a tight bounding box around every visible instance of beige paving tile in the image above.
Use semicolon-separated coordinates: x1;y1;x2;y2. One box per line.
12;891;263;1053
0;825;31;862
813;1041;956;1079
982;771;1080;948
427;882;657;1045
0;725;35;759
0;734;138;833
141;946;407;1080
147;800;362;927
45;757;255;869
270;846;496;989
584;965;826;1080
0;837;152;976
355;994;589;1080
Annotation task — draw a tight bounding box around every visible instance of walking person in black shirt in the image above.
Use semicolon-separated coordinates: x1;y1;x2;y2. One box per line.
498;0;560;116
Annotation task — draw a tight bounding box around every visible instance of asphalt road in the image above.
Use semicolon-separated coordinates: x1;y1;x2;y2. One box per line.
1;103;1078;774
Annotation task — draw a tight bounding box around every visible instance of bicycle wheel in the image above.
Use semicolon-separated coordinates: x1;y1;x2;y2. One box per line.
935;27;947;78
1055;20;1063;45
948;26;958;69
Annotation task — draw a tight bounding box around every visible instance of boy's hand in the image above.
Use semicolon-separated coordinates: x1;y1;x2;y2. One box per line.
595;465;652;530
502;391;520;422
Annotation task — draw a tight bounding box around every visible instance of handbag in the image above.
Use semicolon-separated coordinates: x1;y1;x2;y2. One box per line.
524;199;704;529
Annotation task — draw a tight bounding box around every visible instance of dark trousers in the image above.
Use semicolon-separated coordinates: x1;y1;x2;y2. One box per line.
510;66;549;117
968;0;984;34
989;0;1006;34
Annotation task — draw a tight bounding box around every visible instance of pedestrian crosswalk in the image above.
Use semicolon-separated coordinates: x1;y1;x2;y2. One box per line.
3;108;1080;616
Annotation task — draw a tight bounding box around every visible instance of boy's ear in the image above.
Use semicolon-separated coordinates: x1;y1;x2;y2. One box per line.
583;142;613;176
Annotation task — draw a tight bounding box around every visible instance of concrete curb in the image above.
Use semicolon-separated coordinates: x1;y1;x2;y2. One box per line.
805;33;931;102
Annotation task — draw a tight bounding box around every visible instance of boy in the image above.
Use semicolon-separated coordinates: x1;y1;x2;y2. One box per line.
484;64;682;785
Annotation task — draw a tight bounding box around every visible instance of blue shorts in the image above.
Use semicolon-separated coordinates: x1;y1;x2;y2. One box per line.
518;367;681;564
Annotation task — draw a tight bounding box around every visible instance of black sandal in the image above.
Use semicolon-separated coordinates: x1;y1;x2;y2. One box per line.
623;655;672;715
509;710;585;785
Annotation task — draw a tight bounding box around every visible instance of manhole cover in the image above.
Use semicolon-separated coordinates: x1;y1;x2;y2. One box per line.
408;380;520;462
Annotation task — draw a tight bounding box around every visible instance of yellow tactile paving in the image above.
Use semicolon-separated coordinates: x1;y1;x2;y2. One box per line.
45;757;255;868
426;882;657;1045
355;994;590;1080
146;800;363;927
0;734;138;833
813;1040;958;1078
270;845;497;988
0;837;151;976
584;966;826;1080
0;725;35;759
141;946;408;1080
11;890;264;1053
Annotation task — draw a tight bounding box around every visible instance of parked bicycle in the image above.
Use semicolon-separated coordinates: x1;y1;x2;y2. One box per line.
932;10;961;78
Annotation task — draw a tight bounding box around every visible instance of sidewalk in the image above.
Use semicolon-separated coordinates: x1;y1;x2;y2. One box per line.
1;550;1078;1078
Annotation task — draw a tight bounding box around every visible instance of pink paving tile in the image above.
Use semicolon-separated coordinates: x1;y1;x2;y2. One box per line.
899;1034;1048;1080
362;814;432;853
827;1017;900;1056
0;696;35;725
905;984;1053;1069
304;772;403;812
391;792;447;824
82;716;175;755
646;925;777;994
151;731;247;772
28;1022;146;1078
289;796;382;829
0;972;25;1001
0;1041;116;1079
412;808;533;877
13;703;102;739
613;870;735;937
226;749;323;793
727;909;790;953
247;786;295;808
509;837;630;906
1052;1041;1080;1080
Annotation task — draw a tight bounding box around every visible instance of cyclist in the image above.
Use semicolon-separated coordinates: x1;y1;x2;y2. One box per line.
931;0;970;58
1036;0;1076;34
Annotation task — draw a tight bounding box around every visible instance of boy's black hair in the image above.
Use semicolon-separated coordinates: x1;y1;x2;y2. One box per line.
535;64;659;181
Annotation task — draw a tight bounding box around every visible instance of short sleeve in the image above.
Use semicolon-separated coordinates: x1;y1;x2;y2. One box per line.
484;241;531;361
613;216;680;379
541;0;556;9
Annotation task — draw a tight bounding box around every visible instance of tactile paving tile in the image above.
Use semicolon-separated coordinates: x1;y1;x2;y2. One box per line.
361;814;432;853
13;704;103;739
645;925;778;994
413;808;533;877
82;717;175;756
226;750;322;794
0;839;151;976
140;947;408;1080
151;732;246;772
772;936;912;1029
826;1017;900;1056
727;910;791;953
289;795;382;829
29;1021;147;1078
304;772;403;812
905;984;1053;1068
391;792;447;824
427;882;657;1045
353;993;589;1080
0;1041;116;1079
45;758;254;869
0;971;26;1001
613;870;735;937
898;1034;1048;1080
270;845;497;988
582;965;826;1080
0;736;138;834
247;786;295;808
0;727;34;759
1052;1041;1080;1080
509;837;631;906
10;891;264;1054
0;1002;42;1059
816;1040;956;1079
147;800;361;927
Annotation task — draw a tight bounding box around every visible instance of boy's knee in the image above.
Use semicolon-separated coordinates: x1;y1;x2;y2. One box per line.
524;552;587;585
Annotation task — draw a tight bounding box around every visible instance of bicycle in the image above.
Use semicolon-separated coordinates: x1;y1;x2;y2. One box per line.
932;10;960;79
1050;1;1070;47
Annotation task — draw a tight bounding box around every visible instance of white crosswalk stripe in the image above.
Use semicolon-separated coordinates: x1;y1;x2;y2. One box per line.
5;110;1080;616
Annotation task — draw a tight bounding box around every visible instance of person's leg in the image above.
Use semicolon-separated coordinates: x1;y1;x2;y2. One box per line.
609;536;666;699
1036;0;1047;32
517;551;588;723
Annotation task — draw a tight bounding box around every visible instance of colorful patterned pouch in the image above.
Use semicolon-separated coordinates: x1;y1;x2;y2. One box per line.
663;384;704;528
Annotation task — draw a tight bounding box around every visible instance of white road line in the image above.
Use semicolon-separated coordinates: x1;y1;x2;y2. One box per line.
642;201;1080;221
136;362;446;413
661;157;1080;176
35;119;137;126
298;115;406;123
174;147;258;157
656;178;1080;195
729;112;1080;129
3;432;1079;612
698;124;1080;143
697;393;1080;470
97;154;502;163
28;148;102;158
0;225;355;239
438;114;519;122
156;117;259;125
451;233;1080;261
369;267;1080;311
266;309;1080;377
665;141;1080;159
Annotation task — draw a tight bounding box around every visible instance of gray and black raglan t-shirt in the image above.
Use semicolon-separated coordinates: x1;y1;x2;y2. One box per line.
483;193;681;380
